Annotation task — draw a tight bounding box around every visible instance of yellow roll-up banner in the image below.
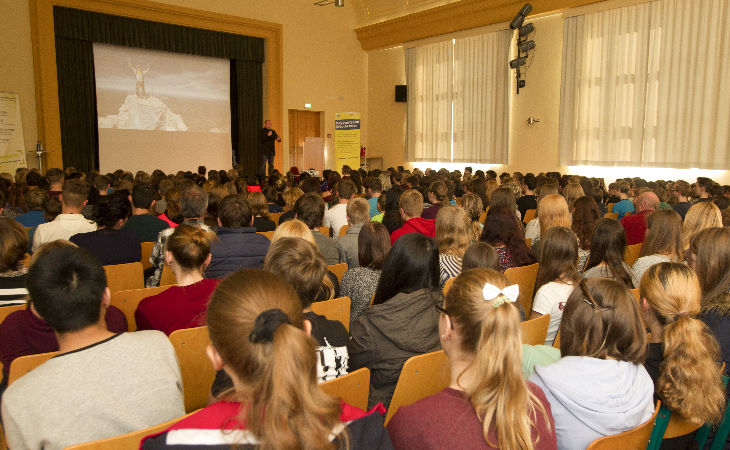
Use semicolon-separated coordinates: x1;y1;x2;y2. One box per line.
335;112;360;171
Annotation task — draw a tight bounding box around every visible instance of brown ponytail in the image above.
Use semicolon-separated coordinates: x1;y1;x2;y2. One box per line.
166;224;216;271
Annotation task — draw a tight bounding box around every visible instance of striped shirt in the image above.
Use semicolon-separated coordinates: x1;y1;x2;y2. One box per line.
0;272;29;306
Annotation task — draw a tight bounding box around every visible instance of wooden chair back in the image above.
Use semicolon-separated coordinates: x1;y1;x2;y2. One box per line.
604;212;619;220
339;225;349;237
64;411;197;450
587;401;660;449
607;202;616;213
328;263;348;283
257;230;275;240
552;327;562;349
110;286;172;331
385;350;450;425
630;288;641;305
104;262;144;293
169;326;216;413
8;351;58;385
140;242;155;270
159;263;177;287
525;238;532;248
663;415;702;440
20;253;31;269
624;243;642;266
270;212;283;225
523;208;537;224
479;210;487;223
521;314;551;346
504;262;540;314
310;296;351;332
319;226;331;237
442;277;456;295
319;368;370;411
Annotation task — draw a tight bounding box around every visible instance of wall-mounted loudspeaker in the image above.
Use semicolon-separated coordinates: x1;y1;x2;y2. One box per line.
395;85;407;102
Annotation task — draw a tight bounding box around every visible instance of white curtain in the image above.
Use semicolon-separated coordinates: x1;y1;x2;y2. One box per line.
406;40;453;162
452;30;511;163
559;0;730;169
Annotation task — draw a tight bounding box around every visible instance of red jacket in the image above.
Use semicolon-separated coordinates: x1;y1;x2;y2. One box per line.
620;210;652;245
390;217;436;245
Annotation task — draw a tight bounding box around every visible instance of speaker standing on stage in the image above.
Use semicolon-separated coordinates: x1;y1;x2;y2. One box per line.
259;119;281;176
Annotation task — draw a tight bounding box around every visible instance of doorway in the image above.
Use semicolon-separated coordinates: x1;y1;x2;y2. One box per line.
288;110;322;169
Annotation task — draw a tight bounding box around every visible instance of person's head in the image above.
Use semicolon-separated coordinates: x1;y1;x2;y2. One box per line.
263;119;272;128
562;183;585;209
45;168;64;188
130;183;156;210
165;224;215;273
435;205;471;256
696;177;713;197
535;226;580;291
372;233;439;305
205;269;342;449
480;206;534;268
617;180;631;196
428;181;448;206
489;187;517;214
94;175;110;195
180;183;208;218
94;191;131;228
282;187;304;211
246;191;269;217
295;193;325;230
639;262;725;424
461;242;500;272
690;227;730;305
673;180;691;199
0;218;28;272
164;188;181;218
460;193;484;242
264;238;328;308
368;177;382;194
683;202;723;249
442;268;550;448
346;197;370;226
27;245;108;334
60;179;90;210
538;194;571;238
24;189;47;212
640;209;683;260
522;173;537;193
357;222;390;271
584;218;633;288
398;188;424;219
271;219;316;245
335;178;356;201
561;278;646;362
218;194;253;228
571;196;600;251
635;191;660;213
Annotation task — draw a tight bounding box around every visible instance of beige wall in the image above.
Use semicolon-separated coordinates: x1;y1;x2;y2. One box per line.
2;0;368;173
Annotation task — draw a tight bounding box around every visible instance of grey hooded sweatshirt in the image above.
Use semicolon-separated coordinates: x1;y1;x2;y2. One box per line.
348;288;441;409
529;356;654;450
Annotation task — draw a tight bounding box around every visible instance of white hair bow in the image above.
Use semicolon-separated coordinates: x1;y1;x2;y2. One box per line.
483;283;519;307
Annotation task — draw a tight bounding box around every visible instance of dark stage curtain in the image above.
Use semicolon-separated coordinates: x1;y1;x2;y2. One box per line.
52;6;264;172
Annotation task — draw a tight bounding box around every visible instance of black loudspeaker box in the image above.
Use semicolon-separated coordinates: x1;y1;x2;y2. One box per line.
395;85;407;102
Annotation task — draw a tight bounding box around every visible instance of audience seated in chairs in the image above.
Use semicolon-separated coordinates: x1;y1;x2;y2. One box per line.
136;225;220;335
335;197;370;269
122;183;169;243
435;205;471;288
294;192;343;265
32;179;96;252
571;196;600;272
390;189;436;244
143;269;391;449
620;191;660;246
582;218;639;288
631;209;684;282
1;244;183;450
324;178;357;238
481;206;535;272
0;218;30;306
387;268;557;449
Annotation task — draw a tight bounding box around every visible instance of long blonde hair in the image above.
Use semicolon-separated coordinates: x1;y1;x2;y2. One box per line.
682;202;722;250
460;193;484;242
436;205;471;256
445;269;551;449
207;269;343;449
271;219;315;245
640;263;725;425
538;194;572;239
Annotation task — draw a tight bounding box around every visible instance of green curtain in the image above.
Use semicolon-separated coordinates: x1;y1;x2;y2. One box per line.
52;6;264;172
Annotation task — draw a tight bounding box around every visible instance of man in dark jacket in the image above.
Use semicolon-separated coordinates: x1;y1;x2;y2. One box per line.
205;195;270;279
258;119;281;177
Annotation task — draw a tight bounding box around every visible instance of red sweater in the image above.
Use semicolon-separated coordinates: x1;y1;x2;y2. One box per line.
135;278;220;335
620;210;651;245
390;217;436;245
387;385;557;449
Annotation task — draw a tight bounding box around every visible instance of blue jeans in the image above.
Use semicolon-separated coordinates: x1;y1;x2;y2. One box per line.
259;152;274;176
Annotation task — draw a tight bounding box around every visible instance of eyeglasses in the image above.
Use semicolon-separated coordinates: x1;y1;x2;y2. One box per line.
435;303;454;329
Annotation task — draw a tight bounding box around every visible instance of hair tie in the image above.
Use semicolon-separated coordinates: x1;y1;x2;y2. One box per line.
675;312;690;320
483;283;519;308
249;309;291;343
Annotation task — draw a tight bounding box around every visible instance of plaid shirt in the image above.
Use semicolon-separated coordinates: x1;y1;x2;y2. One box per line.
145;218;210;287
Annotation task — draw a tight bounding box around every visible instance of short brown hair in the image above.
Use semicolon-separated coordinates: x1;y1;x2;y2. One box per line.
264;237;327;308
60;179;90;208
673;180;691;198
295;193;325;230
25;189;48;211
346;197;370;225
218;195;252;228
0;219;28;272
561;278;646;363
336;178;356;200
358;222;391;270
399;189;424;218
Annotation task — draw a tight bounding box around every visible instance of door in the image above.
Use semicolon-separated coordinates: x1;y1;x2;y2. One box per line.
288;110;321;169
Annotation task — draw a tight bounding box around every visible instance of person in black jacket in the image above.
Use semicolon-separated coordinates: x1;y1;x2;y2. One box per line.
258;119;281;177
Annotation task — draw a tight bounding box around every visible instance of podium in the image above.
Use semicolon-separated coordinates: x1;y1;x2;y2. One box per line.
302;137;324;174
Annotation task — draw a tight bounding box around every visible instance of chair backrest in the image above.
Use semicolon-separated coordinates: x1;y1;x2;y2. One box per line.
328;263;348;283
525;238;532;248
110;286;172;331
104;262;144;293
257;230;275;240
504;262;540;314
8;351;58;385
607;202;616;213
479;210;487;223
310;296;351;332
64;411;197;450
159;263;177;287
604;212;619;220
140;241;155;270
523;208;537;224
270;212;283;225
442;277;456;295
521;314;550;346
20;253;31;269
552;327;562;349
624;243;642;266
319;367;370;411
319;226;331;237
663;414;703;440
169;326;216;413
630;288;640;305
385;350;450;425
587;401;661;449
339;225;349;237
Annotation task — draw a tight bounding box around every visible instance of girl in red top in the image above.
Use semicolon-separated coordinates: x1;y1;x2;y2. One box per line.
135;225;219;335
387;268;556;449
